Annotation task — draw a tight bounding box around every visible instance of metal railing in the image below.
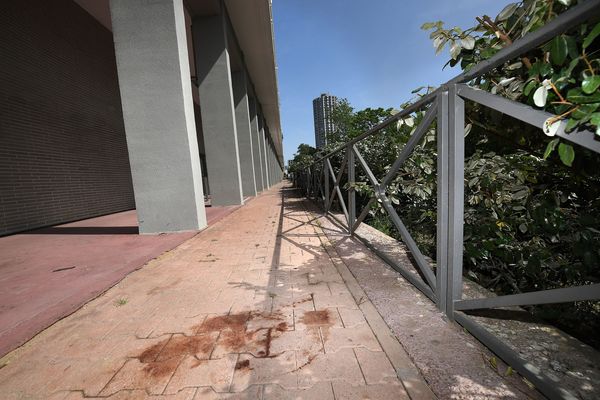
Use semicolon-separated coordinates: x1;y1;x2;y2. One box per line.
296;2;600;399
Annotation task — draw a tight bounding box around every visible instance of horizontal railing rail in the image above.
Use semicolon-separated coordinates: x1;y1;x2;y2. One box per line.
295;2;600;399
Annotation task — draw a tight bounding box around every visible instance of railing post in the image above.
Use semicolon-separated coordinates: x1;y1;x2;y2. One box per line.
314;166;318;200
446;84;465;320
347;145;356;233
323;159;330;211
310;167;315;199
436;90;449;313
306;167;311;197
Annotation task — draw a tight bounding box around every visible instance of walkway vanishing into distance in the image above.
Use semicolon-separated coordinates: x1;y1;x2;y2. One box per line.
0;183;434;400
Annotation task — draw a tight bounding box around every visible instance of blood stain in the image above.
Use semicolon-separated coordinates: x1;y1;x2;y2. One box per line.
137;334;216;378
299;310;333;343
156;334;215;361
299;310;331;326
235;359;253;371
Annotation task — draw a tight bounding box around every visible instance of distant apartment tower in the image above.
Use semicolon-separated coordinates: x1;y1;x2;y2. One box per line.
312;93;338;148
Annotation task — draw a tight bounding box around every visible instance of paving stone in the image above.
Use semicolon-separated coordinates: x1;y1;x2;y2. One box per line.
313;293;359;310
47;391;81;400
143;313;201;338
337;308;368;328
354;348;398;385
230;295;272;314
294;308;343;331
291;282;332;298
165;354;237;394
193;386;263;399
263;381;334;399
110;335;171;360
230;351;297;392
331;381;410;400
99;358;179;396
323;325;382;353
271;297;314;312
246;309;294;333
87;388;197;399
307;271;340;285
296;348;365;388
269;329;324;356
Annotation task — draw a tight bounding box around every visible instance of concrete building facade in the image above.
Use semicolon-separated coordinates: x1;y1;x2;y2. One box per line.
0;0;284;236
312;93;338;148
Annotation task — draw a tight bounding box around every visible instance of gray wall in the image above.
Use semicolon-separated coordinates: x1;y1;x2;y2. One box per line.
0;0;135;236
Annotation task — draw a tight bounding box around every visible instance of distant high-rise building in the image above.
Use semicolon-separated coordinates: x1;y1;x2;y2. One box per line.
312;93;338;148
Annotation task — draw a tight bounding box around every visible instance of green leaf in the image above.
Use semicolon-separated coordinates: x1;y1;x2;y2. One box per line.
497;3;518;21
523;80;537;96
512;188;529;200
481;47;498;59
550;36;568;66
567;88;600;104
544;138;559;159
450;41;461;59
582;76;600;94
460;36;475;50
435;37;449;55
558;143;575;166
572;103;600;119
564;57;579;76
564;35;578;60
564;117;579;132
421;22;436;30
583;22;600;48
539;63;553;77
528;62;541;78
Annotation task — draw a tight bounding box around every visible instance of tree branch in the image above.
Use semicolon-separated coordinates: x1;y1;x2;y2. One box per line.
477;15;532;69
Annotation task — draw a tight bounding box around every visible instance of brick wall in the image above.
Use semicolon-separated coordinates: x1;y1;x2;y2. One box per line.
0;0;135;236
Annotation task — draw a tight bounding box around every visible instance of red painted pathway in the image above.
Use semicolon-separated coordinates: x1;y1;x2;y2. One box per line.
0;205;240;357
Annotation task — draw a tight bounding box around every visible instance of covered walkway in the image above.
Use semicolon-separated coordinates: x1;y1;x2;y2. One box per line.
0;205;243;358
0;184;433;399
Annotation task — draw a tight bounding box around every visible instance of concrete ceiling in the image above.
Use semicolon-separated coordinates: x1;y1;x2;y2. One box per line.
73;0;283;164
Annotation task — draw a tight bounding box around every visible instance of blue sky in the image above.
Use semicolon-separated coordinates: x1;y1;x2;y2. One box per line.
273;0;512;163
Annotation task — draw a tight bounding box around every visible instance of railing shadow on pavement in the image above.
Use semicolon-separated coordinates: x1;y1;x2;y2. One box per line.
294;2;600;399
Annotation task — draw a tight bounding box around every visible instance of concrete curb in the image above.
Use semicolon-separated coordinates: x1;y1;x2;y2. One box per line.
304;203;437;400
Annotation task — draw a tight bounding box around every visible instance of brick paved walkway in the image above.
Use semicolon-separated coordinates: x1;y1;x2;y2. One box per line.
0;184;433;399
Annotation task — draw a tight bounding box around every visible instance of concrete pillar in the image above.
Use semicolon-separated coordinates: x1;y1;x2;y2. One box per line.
232;71;257;197
256;113;267;190
260;116;270;188
248;96;264;191
193;13;243;206
266;128;275;186
269;144;274;185
268;139;274;186
273;145;279;183
266;144;271;188
110;0;206;234
275;150;279;182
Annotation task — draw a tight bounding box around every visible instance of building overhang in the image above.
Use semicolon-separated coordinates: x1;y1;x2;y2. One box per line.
74;0;283;165
222;0;283;164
